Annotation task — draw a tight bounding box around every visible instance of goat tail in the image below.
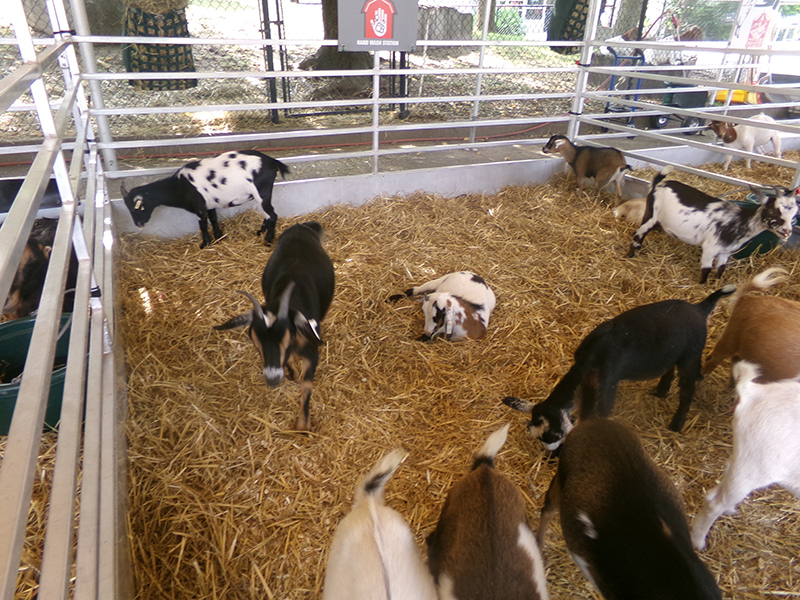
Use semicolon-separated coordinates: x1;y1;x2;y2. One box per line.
265;155;291;178
650;164;674;190
728;267;789;307
354;449;407;505
471;423;510;471
696;284;737;316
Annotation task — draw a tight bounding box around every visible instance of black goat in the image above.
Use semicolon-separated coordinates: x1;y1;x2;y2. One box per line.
214;222;334;431
503;286;735;450
121;150;289;248
537;418;722;600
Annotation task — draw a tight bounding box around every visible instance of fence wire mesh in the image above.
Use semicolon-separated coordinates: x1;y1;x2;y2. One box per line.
0;0;797;145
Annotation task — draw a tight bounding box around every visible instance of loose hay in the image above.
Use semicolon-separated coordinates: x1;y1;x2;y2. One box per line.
117;153;800;599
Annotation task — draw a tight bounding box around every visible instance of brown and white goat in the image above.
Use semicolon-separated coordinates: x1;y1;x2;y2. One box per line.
703;267;800;382
708;113;782;171
691;361;800;551
323;449;438;600
388;271;496;341
426;424;549;600
542;134;631;199
537;418;722;600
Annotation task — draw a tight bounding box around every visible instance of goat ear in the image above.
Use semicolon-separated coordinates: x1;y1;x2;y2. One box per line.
120;181;129;198
295;313;322;343
748;185;771;204
213;312;253;331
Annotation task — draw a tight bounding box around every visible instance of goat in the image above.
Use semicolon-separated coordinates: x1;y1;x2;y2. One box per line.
628;165;798;284
322;449;438;600
121;150;289;248
611;197;646;226
3;219;77;320
388;271;496;341
708;113;782;170
703;268;800;382
0;178;61;214
503;285;735;451
537;418;722;600
541;134;631;198
426;424;550;600
691;361;800;551
213;222;334;431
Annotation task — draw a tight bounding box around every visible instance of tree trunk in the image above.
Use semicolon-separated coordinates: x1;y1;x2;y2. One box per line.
299;0;372;71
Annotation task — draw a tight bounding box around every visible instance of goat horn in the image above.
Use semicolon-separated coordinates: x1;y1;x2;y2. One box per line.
237;290;266;321
277;281;295;321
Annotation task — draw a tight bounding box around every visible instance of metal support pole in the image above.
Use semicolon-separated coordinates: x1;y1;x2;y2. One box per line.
567;0;604;140
372;50;381;175
68;0;119;174
469;0;494;144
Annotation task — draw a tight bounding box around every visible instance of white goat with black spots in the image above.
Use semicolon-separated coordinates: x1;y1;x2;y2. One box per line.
388;271;496;341
628;165;798;283
122;150;289;247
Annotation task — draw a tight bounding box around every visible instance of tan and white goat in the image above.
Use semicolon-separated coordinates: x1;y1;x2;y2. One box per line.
322;449;437;600
708;113;782;170
703;267;800;382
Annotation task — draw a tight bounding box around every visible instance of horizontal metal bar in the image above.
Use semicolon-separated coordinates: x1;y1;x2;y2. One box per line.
88;92;575;117
586;67;800;98
0;40;69;113
579;116;798;170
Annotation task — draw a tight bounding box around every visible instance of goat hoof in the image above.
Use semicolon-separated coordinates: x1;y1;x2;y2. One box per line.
667;421;683;433
387;294;405;302
416;334;431;342
294;416;312;432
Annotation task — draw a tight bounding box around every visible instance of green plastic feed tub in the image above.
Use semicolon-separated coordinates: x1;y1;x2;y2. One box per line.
0;314;72;435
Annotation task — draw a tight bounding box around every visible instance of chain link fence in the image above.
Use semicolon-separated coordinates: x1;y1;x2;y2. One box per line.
1;0;795;144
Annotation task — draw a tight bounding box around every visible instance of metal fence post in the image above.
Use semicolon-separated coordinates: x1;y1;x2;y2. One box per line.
567;0;603;141
68;0;119;174
469;0;495;145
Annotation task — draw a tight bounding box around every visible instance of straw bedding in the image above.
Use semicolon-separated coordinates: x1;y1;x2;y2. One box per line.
111;152;799;599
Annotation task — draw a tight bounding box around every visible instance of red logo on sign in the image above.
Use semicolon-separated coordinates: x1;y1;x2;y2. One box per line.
746;13;771;48
362;0;396;39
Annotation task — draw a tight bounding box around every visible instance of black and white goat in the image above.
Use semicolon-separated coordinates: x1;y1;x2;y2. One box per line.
388;271;496;341
323;449;438;600
214;222;334;431
537;418;722;600
427;424;550;600
122;150;289;248
503;286;735;451
628;165;799;284
691;361;800;551
542;134;631;199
